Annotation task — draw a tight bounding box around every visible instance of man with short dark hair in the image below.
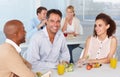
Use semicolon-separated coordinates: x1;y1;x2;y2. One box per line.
27;6;47;38
26;9;70;71
0;20;35;77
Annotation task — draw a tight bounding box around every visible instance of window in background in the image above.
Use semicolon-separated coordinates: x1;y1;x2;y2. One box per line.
93;0;120;3
69;0;120;21
37;0;66;16
84;0;120;21
69;0;83;21
35;0;40;9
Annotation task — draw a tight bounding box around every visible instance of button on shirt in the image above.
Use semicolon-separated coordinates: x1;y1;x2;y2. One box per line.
5;39;21;53
26;27;70;71
87;36;111;59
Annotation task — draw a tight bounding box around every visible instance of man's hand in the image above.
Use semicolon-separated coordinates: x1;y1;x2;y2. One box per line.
37;19;47;30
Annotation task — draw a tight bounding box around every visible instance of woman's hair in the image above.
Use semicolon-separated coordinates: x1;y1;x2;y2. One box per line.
66;5;75;16
93;13;116;38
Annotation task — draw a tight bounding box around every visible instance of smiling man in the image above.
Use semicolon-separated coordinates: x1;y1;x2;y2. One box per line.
26;9;70;71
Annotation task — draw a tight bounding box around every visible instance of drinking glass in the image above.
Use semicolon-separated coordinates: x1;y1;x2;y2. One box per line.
63;31;67;37
57;63;65;75
110;58;117;69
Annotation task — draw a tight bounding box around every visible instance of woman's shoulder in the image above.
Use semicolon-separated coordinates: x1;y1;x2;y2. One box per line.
86;35;98;43
73;17;80;25
86;35;93;42
110;36;117;42
87;35;95;39
73;17;80;21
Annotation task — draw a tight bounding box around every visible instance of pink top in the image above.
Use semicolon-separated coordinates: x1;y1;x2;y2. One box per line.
87;36;111;59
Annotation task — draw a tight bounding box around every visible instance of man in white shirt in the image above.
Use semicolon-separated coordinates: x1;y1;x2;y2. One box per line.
26;9;70;71
0;20;35;77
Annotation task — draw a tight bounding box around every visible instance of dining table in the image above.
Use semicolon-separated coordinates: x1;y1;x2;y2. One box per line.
65;35;87;63
66;35;86;45
34;62;120;77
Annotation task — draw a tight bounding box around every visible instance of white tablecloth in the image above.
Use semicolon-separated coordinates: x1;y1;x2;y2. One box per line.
37;62;120;77
66;35;86;45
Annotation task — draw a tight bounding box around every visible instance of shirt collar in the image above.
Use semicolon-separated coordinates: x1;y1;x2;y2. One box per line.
43;26;61;38
97;36;108;43
5;39;21;53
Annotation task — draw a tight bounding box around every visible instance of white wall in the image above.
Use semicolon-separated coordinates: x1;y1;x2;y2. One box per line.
0;0;69;44
0;0;35;31
40;0;67;17
0;0;70;31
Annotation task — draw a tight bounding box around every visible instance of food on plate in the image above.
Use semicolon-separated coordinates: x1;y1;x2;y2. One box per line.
36;72;43;77
86;64;92;70
92;63;102;68
63;62;74;72
41;71;52;77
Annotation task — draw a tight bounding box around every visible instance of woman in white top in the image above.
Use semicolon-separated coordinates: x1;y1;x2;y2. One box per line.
61;5;83;63
78;13;117;64
61;5;83;36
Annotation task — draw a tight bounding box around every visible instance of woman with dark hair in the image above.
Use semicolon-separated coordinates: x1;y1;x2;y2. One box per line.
78;13;117;64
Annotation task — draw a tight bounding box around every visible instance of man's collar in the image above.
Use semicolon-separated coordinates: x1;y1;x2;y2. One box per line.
43;26;61;38
5;39;21;53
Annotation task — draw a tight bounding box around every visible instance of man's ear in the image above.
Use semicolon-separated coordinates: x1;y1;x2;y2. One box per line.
107;24;110;29
13;31;19;38
37;13;40;16
46;20;48;25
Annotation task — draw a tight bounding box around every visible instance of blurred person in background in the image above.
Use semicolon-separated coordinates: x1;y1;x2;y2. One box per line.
27;6;47;39
61;5;83;36
61;5;83;63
